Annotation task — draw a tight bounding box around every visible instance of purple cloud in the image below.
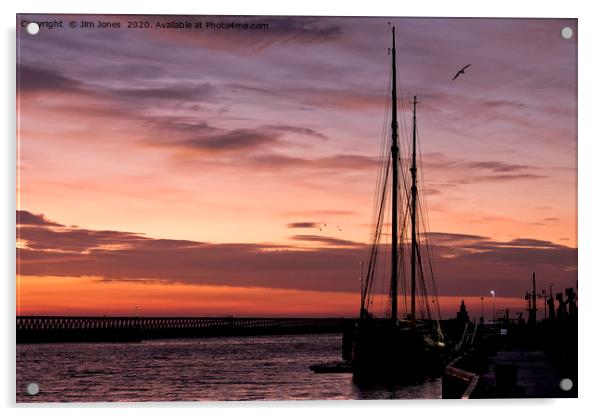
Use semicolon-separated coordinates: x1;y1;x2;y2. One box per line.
17;211;577;298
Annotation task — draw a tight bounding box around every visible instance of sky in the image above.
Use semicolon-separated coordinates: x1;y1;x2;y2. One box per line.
16;15;577;318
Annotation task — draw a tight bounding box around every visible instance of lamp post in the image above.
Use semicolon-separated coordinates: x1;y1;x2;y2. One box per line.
490;290;496;323
480;296;484;324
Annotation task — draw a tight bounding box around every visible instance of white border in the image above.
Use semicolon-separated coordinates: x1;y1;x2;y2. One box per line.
3;1;600;415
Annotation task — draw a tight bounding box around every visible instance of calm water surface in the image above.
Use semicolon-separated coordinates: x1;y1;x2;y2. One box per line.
17;334;441;402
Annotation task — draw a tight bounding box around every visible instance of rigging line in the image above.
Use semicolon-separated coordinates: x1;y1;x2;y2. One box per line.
365;66;391;281
366;153;387;288
415;203;432;314
394;68;412;218
416;127;443;323
417;213;443;342
382;234;392;318
379;193;392;317
414;122;436;293
395;150;412;318
371;113;390;236
396;161;406;317
391;160;403;316
422;213;443;322
410;102;445;340
369;72;391;241
363;156;390;311
395;58;412;170
400;193;411;318
366;128;388;273
416;241;432;321
410;128;433;323
365;68;392;314
392;172;405;317
416;192;442;324
398;111;411;200
364;114;389;278
396;155;412;251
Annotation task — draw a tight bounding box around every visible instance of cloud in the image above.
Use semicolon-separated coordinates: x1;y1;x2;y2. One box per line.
17;211;577;297
262;124;328;140
288;234;361;247
175;128;280;154
475;238;562;249
17;211;362;293
481;100;528;110
17;65;84;94
140;119;330;160
462;161;532;173
226;80;388;112
454;173;547;184
18;225;148;253
425;232;487;244
17;210;64;227
143;16;343;51
285;209;357;217
228;83;386;112
246;153;378;171
109;83;217;102
286;222;320;229
418;153;546;185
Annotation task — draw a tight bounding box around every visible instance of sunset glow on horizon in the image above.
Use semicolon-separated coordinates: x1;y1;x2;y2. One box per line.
18;275;526;320
17;15;577;317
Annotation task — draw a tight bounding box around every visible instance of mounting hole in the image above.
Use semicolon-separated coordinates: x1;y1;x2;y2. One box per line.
561;26;573;40
559;378;573;391
26;382;40;396
26;22;40;35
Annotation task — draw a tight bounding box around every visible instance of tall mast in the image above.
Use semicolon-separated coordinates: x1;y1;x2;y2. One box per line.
410;95;418;321
390;26;399;322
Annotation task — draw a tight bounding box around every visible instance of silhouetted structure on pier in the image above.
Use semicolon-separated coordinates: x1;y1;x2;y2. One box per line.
456;300;469;324
566;288;577;319
525;272;537;326
547;295;556;320
556;292;567;321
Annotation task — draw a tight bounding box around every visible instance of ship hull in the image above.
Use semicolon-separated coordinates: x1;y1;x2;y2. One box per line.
350;319;444;384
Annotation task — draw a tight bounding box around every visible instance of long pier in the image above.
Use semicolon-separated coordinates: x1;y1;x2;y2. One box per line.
16;316;349;343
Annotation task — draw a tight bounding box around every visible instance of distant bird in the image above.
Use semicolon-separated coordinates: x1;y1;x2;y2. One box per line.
337;225;342;232
452;64;471;81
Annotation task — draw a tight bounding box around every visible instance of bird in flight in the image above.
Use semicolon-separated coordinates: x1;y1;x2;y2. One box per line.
452;64;471;81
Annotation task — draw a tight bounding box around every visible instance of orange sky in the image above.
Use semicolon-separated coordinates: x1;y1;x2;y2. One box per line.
17;276;525;319
16;15;577;317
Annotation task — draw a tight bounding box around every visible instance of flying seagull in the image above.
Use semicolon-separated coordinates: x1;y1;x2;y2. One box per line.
452;64;471;81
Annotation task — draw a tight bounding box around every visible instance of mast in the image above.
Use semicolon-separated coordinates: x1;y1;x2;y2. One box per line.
390;26;399;322
410;95;418;321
